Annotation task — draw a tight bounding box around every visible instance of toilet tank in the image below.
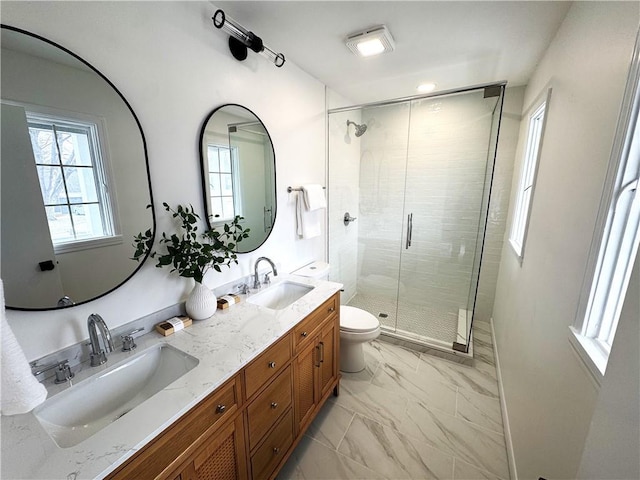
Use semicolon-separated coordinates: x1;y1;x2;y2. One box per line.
292;261;330;280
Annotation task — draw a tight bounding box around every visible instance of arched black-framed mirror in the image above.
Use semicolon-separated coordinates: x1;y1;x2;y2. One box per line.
1;25;155;310
199;104;276;252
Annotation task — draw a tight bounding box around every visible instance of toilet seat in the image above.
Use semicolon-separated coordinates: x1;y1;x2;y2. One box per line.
340;306;380;333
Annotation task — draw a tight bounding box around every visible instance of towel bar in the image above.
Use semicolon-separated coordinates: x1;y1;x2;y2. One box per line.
287;186;326;193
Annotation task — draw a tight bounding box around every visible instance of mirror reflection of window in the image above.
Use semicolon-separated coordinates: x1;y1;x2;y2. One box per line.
206;144;240;222
26;111;117;253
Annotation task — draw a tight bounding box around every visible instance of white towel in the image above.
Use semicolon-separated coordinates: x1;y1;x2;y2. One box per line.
0;279;47;415
301;184;326;211
295;192;321;239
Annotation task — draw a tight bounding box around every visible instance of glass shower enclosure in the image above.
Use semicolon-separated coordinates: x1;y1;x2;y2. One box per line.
328;84;504;353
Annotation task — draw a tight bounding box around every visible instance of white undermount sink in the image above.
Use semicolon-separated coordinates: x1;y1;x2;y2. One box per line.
33;344;198;448
248;281;315;310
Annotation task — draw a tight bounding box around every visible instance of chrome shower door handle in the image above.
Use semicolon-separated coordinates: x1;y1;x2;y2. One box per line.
406;213;413;249
409;213;413;247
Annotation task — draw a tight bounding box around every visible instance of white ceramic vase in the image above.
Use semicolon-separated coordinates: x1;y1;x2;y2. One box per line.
185;282;217;320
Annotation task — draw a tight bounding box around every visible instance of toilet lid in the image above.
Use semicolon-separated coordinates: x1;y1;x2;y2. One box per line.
340;306;380;332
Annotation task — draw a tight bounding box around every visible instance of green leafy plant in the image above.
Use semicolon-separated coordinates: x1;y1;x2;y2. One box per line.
132;203;249;284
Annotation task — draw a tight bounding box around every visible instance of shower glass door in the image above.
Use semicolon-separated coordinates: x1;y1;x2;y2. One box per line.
397;90;501;348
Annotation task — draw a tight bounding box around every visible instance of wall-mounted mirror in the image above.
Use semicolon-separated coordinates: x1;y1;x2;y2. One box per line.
1;25;154;310
199;104;276;252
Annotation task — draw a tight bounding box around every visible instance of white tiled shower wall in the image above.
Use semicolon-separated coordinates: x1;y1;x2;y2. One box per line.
328;87;523;339
328;109;362;302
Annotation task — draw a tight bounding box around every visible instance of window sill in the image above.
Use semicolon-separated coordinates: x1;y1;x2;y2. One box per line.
54;235;123;254
508;238;523;262
568;326;606;386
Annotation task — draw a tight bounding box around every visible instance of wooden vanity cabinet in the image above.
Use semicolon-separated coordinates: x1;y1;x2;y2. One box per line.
293;297;339;433
107;293;340;480
106;375;243;480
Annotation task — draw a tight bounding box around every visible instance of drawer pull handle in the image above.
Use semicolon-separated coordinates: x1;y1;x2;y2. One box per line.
268;361;276;369
271;402;278;409
216;404;226;414
328;306;335;313
301;331;308;337
273;447;280;454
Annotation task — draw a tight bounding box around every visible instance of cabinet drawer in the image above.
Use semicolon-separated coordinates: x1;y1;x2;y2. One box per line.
247;365;293;449
250;408;294;480
205;379;239;428
245;334;291;399
293;294;338;352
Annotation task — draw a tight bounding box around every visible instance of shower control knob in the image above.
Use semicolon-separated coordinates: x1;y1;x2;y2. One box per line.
343;212;357;226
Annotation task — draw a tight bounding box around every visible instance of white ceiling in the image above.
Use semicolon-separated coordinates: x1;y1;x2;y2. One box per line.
213;1;572;105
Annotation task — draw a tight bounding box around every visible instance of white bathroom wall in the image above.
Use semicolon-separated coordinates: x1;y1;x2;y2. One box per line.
492;2;639;478
2;1;327;361
577;254;639;480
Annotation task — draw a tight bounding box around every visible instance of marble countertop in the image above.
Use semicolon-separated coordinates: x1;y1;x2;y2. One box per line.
1;275;342;480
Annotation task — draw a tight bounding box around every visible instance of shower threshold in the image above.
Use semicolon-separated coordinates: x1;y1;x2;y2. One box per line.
379;325;474;366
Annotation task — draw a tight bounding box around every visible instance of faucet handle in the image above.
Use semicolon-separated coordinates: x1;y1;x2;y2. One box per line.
264;273;272;285
54;361;74;384
31;359;73;379
121;327;145;352
235;283;250;294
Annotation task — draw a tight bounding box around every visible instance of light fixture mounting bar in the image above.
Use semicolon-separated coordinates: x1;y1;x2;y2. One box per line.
212;9;285;67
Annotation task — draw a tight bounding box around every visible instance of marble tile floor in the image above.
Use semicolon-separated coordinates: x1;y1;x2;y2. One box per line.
279;321;510;480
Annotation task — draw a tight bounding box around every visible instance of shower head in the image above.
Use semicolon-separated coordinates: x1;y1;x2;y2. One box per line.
347;120;368;137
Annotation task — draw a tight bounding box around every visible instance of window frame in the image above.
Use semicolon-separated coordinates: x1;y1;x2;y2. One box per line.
24;106;120;254
572;31;640;384
509;89;552;260
205;143;241;224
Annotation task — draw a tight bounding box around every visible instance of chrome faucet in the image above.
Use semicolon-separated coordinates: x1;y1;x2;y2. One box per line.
253;257;278;289
87;314;114;367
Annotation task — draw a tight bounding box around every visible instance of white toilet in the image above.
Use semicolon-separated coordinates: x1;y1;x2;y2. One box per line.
293;261;381;373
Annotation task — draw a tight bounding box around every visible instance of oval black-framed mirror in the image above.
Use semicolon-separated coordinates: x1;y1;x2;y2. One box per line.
199;104;276;252
1;25;155;310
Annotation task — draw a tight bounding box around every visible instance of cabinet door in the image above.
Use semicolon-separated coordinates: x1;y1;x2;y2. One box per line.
180;414;248;480
318;317;338;399
293;339;319;431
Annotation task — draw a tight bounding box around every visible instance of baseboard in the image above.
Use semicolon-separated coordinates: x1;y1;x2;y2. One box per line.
490;317;518;480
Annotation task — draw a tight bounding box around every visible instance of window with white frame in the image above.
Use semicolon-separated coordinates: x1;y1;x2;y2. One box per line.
206;144;240;222
572;40;640;380
27;111;117;252
509;94;549;258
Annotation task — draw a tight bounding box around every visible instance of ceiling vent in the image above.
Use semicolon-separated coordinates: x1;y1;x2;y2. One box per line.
345;25;395;57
